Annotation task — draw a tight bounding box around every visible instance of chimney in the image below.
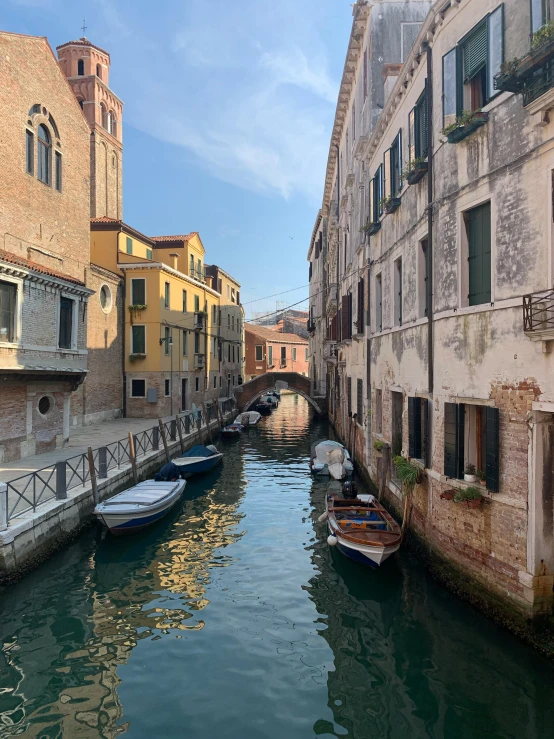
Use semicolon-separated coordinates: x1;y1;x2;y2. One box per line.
169;253;179;271
382;63;403;104
205;275;213;289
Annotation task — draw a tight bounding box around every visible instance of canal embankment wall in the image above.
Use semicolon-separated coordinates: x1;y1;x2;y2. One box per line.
0;411;233;584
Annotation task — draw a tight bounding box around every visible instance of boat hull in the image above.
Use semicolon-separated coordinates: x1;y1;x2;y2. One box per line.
98;502;176;534
95;481;186;534
328;524;400;567
173;453;223;478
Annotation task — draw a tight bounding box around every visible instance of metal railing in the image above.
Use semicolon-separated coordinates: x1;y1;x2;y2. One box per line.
523;58;554;107
523;290;554;333
1;400;236;527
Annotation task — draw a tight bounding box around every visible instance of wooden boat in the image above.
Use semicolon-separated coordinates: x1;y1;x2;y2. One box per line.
254;401;272;415
94;480;186;534
311;440;354;480
173;444;223;478
235;411;262;427
221;422;243;439
324;493;401;567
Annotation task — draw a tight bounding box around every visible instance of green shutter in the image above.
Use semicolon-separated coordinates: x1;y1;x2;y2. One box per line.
463;22;487;82
408;397;422;459
444;402;464;478
468;202;491;306
485;407;500;492
126;236;133;255
408;109;416;163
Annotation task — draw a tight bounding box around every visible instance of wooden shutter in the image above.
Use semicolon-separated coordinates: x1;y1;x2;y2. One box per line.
348;292;353;339
357;278;364;332
408;109;416;163
422;399;430;468
485;406;500;492
309;262;312;281
468;202;491;306
408;397;422;459
384;149;391;200
341;295;349;339
396;129;403;192
347;376;352;416
463;21;487;82
444;402;464;478
369;177;375;224
357;379;363;420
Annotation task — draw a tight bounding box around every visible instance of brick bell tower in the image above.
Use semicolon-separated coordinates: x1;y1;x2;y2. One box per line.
57;37;123;219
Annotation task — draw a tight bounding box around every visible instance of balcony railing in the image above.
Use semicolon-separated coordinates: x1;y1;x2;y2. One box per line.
194;312;205;330
323;341;337;363
194;353;206;369
523;58;554;106
523;290;554;338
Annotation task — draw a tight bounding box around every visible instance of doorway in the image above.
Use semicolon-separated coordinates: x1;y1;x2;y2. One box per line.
181;378;189;411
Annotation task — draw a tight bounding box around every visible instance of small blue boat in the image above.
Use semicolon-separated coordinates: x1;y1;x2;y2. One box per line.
94;480;186;534
172;444;223;478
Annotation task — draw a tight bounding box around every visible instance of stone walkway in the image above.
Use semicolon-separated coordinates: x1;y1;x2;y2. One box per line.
0;417;168;483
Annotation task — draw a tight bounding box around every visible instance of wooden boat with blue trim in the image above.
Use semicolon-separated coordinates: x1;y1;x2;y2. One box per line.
94;480;186;534
324;492;401;567
221;422;243;439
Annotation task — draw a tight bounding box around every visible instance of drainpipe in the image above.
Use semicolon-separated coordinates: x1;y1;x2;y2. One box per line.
425;42;434;468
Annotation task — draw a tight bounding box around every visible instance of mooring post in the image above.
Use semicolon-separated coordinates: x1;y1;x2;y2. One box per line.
175;415;185;453
87;447;98;504
55;461;67;500
202;402;213;444
158;419;170;463
128;432;138;485
185;414;190;435
153;426;159;450
0;483;8;531
98;447;108;479
170;419;177;441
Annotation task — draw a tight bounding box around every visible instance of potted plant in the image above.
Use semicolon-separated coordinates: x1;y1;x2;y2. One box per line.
128;304;147;322
440;488;456;501
494;59;525;93
373;439;385;456
380;196;401;215
476;469;487;487
363;221;381;236
403;157;428;185
464;463;477;483
441;109;489;144
454;486;483;509
517;21;554;76
393;456;423;534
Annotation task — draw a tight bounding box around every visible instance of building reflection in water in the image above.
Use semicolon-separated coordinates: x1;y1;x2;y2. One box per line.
0;455;247;738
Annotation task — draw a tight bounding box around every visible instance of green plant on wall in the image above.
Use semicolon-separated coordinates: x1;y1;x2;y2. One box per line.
532;20;554;49
454;486;482;503
374;439;385;452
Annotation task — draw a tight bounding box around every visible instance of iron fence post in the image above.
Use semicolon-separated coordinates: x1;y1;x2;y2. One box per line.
56;461;67;500
170;420;176;441
0;483;7;531
185;415;190;435
153;426;159;450
133;435;138;459
98;447;108;479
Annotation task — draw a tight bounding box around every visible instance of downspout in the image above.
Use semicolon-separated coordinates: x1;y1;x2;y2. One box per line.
425;42;434;468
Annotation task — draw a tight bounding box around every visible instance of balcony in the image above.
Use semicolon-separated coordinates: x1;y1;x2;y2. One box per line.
194;353;206;369
495;28;554;110
523;290;554;343
307;319;315;335
194;312;206;330
323;341;337;364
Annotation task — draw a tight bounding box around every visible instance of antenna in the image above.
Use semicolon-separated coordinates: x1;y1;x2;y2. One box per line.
81;19;87;37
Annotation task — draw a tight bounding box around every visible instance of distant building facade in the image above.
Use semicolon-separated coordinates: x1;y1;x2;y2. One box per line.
244;324;309;380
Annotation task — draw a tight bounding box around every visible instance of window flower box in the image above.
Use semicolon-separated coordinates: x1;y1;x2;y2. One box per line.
404;159;428;185
366;221;381;236
516;35;554;78
129;352;146;362
128;304;147;317
494;70;525;94
442;111;489;144
382;197;401;215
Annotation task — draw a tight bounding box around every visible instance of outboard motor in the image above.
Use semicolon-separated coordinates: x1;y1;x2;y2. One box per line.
342;481;358;499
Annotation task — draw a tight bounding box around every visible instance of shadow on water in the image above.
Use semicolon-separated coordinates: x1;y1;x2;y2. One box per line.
1;393;554;739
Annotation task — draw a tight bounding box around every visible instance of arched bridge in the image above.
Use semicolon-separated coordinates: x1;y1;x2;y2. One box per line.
234;372;327;416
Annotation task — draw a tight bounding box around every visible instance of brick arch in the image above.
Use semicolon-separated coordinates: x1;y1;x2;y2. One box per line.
234;372;325;416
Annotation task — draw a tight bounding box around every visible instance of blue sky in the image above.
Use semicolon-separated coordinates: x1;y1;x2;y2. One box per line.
4;0;352;317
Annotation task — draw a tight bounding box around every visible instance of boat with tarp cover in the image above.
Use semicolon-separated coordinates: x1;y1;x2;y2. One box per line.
310;440;354;480
173;444;223;478
234;411;262;427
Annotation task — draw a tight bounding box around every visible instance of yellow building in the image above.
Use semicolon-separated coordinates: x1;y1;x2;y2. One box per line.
90;219;243;418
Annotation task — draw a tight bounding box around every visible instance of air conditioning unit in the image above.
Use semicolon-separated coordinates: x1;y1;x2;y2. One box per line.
194;353;205;369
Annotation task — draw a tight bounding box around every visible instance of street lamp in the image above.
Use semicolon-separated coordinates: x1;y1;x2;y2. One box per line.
159;333;174;415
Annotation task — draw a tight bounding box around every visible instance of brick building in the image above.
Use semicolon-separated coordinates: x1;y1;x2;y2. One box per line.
0;32;93;461
244;324;309;380
310;0;554;618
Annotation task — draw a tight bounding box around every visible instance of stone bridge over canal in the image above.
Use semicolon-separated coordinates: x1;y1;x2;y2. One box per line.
234;372;327;416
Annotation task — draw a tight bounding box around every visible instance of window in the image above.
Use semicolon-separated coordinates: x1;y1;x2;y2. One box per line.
375;274;382;333
100;103;108;129
231;288;236;303
363;49;368;98
356;277;365;334
409;87;428;162
126;237;133;255
444;402;499;491
394;257;403;327
107;111;116;136
131;325;146;354
233;345;235;362
341;293;353;341
375;389;383;434
391;391;403;460
194;294;200;312
100;284;112;313
96;63;102;79
465;202;491;306
292;347;297;361
37;125;51;185
305;348;308;361
212;305;217;324
357;379;363;423
58;296;74;349
213;375;217;389
195;377;200;392
417;238;430;318
351;102;356;144
55;152;62;192
131;278;145;305
443;7;504;118
182;330;188;355
165;379;171;397
164;282;170;309
371;165;383;221
391;131;402;196
78;59;84;76
280;346;286;366
231;315;235;331
268;345;273;366
228;344;231;362
408;397;429;464
131;379;146;397
347;377;352;416
531;0;551;33
164;326;171;355
190;254;195;277
197;259;202;279
0;281;17;342
194;332;200;354
26;130;34;175
146;248;152;260
220;376;223;387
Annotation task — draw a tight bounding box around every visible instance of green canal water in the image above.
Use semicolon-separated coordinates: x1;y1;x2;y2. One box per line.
1;394;554;738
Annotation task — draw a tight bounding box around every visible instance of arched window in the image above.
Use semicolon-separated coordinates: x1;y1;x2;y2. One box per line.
96;63;102;79
100;103;107;129
107;111;116;136
37;124;51;185
78;59;84;76
78;100;84;110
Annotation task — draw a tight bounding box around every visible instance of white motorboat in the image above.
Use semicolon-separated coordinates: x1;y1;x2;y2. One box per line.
234;411;262;427
94;479;186;533
311;440;354;480
172;444;223;478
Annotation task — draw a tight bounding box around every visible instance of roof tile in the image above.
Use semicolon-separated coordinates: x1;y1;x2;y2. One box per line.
0;250;85;286
245;323;308;344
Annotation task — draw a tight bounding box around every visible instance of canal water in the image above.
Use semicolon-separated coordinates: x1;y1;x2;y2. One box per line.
1;393;554;739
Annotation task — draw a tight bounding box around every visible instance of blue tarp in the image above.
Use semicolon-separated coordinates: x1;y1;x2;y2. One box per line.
183;445;217;458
